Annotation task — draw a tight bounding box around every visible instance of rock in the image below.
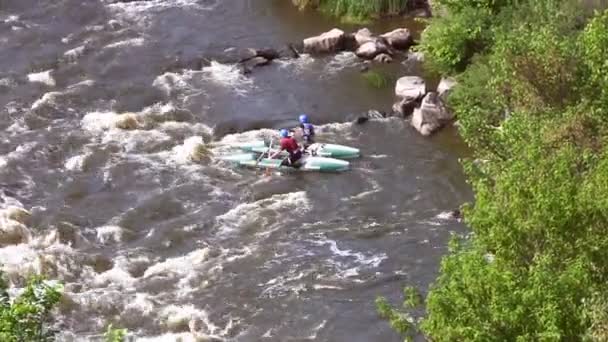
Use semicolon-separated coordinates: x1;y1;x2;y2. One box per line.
303;28;346;54
374;53;393;63
359;64;370;73
278;43;300;59
355;109;385;124
220;47;257;64
255;48;279;61
381;28;414;50
354;28;374;46
240;57;270;74
437;77;457;100
343;33;359;51
449;209;462;220
244;56;270;68
411;92;454;136
0;207;32;246
392;98;418;117
355;39;389;60
401;51;425;73
356;116;369;124
395;76;426;101
114;113;139;130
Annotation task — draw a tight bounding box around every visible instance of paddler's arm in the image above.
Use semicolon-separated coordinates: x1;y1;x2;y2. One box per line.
269;147;283;159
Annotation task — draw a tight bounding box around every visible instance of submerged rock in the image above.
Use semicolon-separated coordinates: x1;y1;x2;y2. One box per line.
411;92;454;136
240;56;270;74
278;43;300;59
355;109;386;124
303;28;346;54
374;53;393;63
395;76;426;101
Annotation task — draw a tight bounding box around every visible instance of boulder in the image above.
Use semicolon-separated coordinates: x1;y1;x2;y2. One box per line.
374;53;393;63
278;43;300;59
381;28;413;50
303;28;346;54
354;28;374;46
411;92;454;136
392;98;418;117
355;109;386;124
437;77;457;100
240;57;270;74
256;48;280;61
395;76;426;101
355;39;389;60
219;47;257;64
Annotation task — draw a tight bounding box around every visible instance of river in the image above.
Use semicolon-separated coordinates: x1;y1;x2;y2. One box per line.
0;0;472;340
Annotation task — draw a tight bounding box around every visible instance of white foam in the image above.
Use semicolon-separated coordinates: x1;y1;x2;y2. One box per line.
107;0;207;13
170;136;209;164
276;53;315;74
3;15;19;23
143;248;213;279
31;92;60;110
104;37;145;49
216;191;310;235
0;142;37;168
27;70;56;87
260;270;308;298
65;153;90;171
0;77;16;88
152;71;194;97
63;45;86;61
124;292;155;317
323;52;359;76
202;61;254;96
312;238;387;279
160;304;231;337
307;320;327;339
94;266;135;288
96;225;124;245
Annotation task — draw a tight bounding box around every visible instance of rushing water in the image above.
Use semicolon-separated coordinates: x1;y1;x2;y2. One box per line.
0;0;471;340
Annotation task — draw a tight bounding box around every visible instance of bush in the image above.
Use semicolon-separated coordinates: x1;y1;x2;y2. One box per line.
0;272;63;342
378;3;608;341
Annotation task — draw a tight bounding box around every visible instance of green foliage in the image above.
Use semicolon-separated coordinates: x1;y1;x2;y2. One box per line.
104;324;127;342
293;0;410;19
361;70;391;89
418;6;493;74
379;2;608;341
0;272;63;342
580;9;608;106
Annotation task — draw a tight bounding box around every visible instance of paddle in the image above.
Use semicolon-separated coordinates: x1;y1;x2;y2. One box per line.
257;138;278;176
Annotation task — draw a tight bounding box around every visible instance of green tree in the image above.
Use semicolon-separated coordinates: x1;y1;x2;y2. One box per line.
378;3;608;341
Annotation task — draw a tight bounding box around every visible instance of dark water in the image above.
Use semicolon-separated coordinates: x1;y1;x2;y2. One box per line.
0;0;471;340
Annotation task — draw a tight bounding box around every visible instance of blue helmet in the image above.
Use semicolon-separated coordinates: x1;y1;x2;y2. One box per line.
299;114;309;124
279;129;289;138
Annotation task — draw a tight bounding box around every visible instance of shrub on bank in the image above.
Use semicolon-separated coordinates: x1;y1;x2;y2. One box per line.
378;0;608;340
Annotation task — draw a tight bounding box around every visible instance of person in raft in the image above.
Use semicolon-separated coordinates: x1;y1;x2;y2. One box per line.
297;114;315;147
270;128;303;167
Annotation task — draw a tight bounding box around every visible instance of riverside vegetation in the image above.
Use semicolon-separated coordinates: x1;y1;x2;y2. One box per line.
0;270;126;340
372;0;608;340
